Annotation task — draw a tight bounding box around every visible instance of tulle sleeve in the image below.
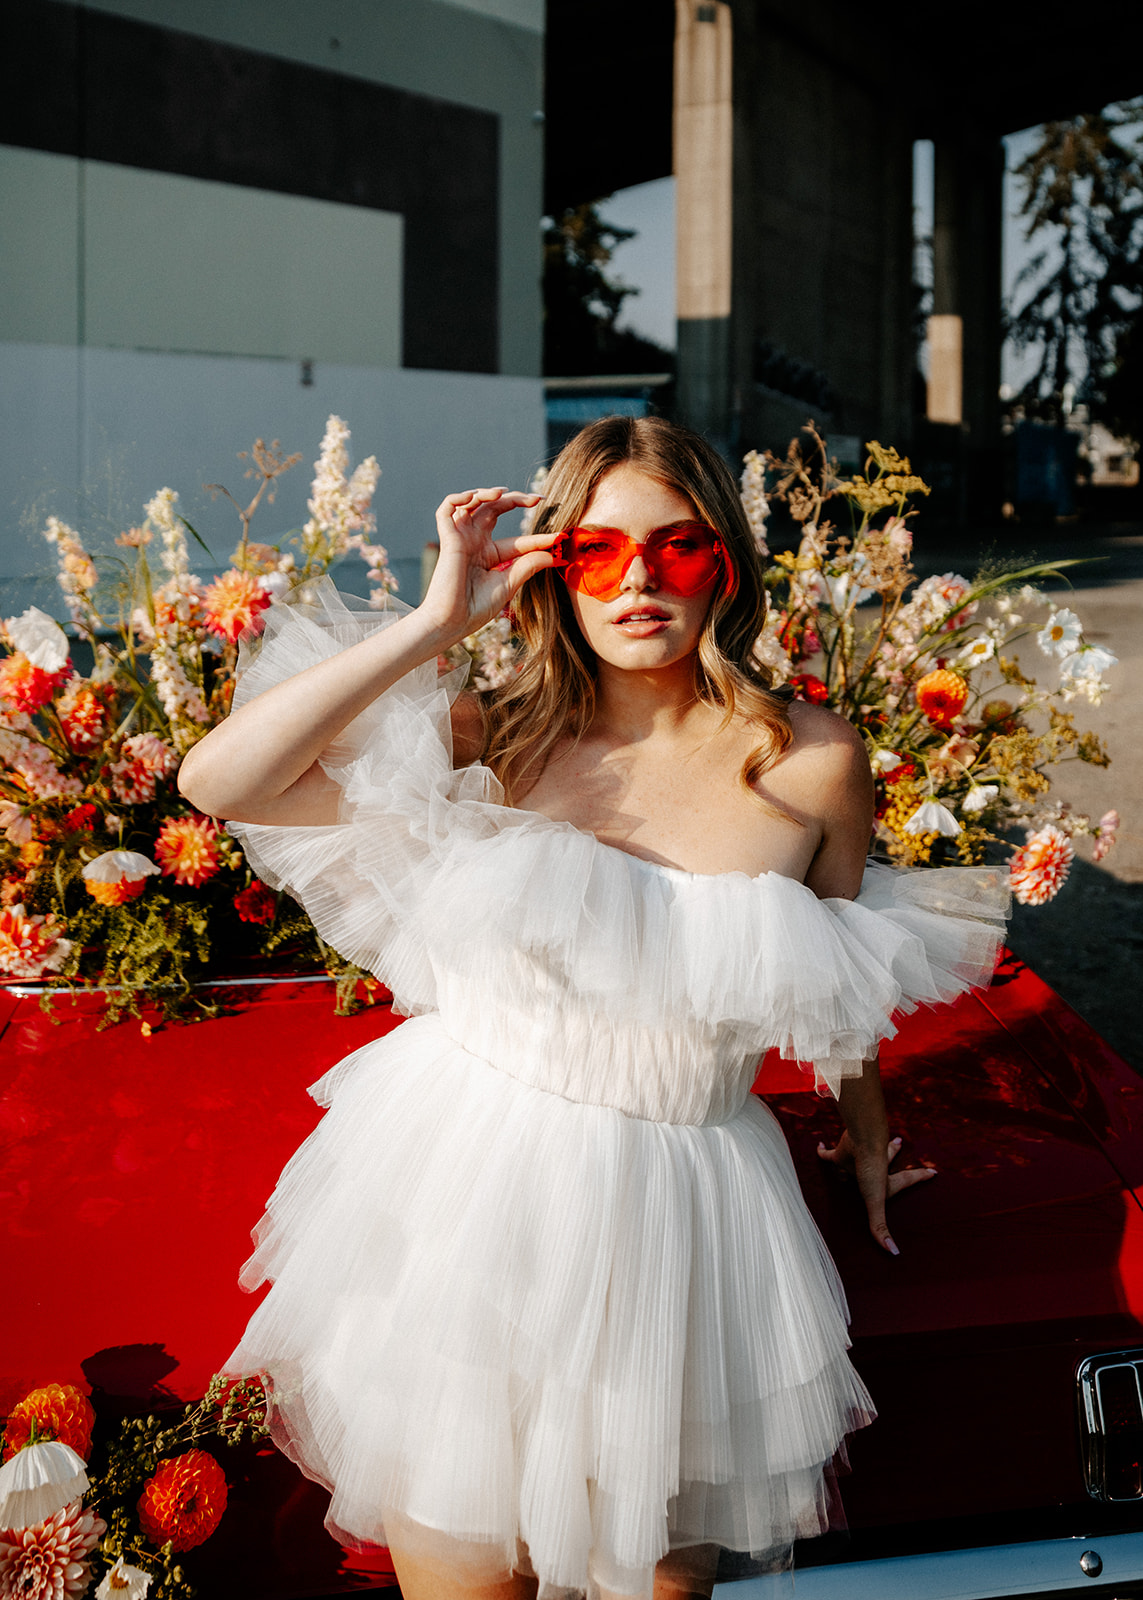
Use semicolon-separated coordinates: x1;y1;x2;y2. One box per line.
225;579;495;1016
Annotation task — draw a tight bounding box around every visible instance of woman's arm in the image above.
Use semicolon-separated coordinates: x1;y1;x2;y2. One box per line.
178;488;551;825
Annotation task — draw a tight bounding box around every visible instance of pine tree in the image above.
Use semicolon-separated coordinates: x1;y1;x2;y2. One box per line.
1008;102;1143;428
542;202;673;377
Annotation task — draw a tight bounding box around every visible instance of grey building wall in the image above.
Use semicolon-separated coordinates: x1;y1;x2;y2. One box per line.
0;0;545;611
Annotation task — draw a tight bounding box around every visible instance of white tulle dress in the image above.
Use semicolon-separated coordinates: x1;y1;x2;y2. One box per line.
223;583;1009;1599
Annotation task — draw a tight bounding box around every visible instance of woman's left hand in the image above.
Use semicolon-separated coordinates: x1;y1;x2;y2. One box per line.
816;1132;936;1256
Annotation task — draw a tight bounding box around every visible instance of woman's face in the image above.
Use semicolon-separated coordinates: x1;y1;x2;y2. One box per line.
562;463;722;673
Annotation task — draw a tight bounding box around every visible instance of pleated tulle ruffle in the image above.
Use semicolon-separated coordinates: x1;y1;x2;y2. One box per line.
229;581;1010;1100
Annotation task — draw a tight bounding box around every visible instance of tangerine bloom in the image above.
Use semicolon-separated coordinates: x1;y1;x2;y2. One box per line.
1010;824;1073;906
202;569;272;643
154;814;221;887
2;1384;95;1462
137;1449;227;1552
0;905;71;980
81;850;161;906
914;669;968;727
0;653;67;715
233;880;276;925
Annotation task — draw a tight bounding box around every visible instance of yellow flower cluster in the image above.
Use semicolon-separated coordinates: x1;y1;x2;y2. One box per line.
879;782;937;865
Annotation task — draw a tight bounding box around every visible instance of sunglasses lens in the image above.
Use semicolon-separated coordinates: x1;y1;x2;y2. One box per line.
560;524;723;601
644;525;723;596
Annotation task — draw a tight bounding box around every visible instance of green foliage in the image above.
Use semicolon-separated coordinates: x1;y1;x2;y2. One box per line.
542;201;673;377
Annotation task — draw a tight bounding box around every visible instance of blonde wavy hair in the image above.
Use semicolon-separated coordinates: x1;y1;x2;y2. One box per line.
480;415;791;803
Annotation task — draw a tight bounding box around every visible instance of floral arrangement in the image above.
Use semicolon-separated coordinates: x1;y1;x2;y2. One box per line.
0;417;394;1019
742;427;1118;901
0;1375;268;1599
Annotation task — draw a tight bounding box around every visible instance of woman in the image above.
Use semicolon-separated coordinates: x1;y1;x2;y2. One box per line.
179;417;1006;1600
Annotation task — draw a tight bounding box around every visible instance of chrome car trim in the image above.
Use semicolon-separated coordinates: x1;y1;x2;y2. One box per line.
714;1528;1143;1597
1078;1347;1143;1501
1;973;341;997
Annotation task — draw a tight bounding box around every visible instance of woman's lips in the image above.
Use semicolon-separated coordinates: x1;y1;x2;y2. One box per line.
612;607;671;636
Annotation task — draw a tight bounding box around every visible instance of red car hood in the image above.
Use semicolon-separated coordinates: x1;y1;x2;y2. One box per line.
3;952;1141;1577
759;953;1143;1530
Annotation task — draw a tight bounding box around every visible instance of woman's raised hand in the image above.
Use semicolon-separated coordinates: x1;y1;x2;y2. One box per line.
420;488;557;645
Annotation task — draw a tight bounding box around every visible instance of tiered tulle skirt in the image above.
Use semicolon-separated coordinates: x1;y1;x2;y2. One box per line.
226;1015;874;1599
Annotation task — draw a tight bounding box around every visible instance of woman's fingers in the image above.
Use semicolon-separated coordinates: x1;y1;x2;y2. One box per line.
818;1132;936;1255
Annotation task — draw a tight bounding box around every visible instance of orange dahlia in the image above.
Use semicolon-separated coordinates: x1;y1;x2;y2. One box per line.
914;669;968;726
1010;824;1073;906
153;815;221;887
3;1384;95;1462
137;1449;227;1552
202;569;271;643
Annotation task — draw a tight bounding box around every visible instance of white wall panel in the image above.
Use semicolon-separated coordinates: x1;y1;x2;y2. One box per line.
0;342;544;616
83;163;402;366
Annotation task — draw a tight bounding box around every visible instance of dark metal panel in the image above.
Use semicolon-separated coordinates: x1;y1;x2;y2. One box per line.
0;0;500;372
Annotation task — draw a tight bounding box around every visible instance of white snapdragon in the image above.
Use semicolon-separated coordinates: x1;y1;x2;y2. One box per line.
739;450;770;558
751;612;792;685
42;516;98;623
145;488;189;577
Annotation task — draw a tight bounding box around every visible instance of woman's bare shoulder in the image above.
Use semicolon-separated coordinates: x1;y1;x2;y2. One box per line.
449;689;487;766
783;698;870;779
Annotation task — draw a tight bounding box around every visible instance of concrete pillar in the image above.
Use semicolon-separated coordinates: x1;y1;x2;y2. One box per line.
928;136;998;444
674;0;733;450
926;132;1005;515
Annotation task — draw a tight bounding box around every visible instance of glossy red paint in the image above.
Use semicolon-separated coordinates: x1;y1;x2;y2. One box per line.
3;954;1142;1589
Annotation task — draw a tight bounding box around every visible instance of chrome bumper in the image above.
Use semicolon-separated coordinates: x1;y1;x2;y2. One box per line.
715;1528;1143;1597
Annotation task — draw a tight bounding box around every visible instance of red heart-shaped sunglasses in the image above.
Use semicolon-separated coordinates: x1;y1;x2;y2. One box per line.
551;522;726;603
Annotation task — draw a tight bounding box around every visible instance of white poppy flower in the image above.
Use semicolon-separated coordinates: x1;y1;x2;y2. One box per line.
871;749;903;772
6;607;70;671
0;1439;89;1529
81;849;160;884
1060;643;1117;682
962;785;999;815
902;800;961;837
1036;608;1082;658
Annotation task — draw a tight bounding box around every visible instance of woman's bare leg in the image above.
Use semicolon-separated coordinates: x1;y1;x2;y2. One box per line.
387;1544;537;1600
389;1539;716;1600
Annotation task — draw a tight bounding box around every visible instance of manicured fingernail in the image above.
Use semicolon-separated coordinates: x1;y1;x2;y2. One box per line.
885;1239;900;1256
892;1136;902;1146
